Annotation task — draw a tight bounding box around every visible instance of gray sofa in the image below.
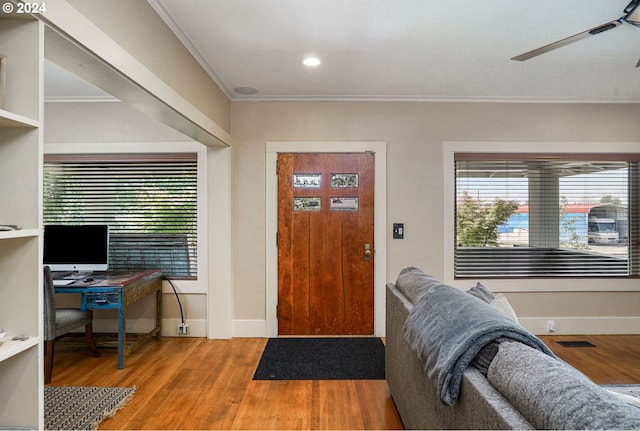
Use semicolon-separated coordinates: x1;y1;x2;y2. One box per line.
386;267;640;430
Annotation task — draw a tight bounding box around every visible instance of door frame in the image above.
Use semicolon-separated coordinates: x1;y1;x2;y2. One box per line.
265;141;387;337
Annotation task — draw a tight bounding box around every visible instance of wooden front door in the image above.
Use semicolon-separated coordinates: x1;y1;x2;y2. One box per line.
277;153;375;335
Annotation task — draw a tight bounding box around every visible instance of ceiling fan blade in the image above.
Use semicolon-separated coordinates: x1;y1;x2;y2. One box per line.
624;0;640;14
512;20;622;62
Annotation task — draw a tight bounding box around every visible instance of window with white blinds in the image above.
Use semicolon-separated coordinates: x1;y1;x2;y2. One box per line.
43;153;198;279
454;153;639;278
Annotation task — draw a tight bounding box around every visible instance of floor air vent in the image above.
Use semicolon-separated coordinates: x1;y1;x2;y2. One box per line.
556;340;596;348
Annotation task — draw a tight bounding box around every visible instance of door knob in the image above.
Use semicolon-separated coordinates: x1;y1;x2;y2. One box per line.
364;244;371;261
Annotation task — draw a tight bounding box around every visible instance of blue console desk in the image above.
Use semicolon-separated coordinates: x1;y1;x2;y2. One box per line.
54;269;163;369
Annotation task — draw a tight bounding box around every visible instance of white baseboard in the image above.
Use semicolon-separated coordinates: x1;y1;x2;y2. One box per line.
92;316;640;339
92;318;207;337
232;319;267;337
520;317;640;335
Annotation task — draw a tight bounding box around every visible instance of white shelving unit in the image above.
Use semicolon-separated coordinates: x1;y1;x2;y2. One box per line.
0;14;44;430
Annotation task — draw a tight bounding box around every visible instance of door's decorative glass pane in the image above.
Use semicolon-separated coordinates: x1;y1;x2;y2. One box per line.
294;197;321;211
294;173;321;188
330;197;358;211
331;173;358;188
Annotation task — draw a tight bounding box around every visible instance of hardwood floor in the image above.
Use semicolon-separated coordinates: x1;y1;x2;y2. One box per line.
538;334;640;385
49;337;403;430
48;335;640;430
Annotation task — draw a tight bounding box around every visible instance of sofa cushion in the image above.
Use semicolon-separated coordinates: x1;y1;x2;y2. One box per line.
466;281;496;303
394;266;441;304
470;340;501;376
488;341;640;430
490;293;519;323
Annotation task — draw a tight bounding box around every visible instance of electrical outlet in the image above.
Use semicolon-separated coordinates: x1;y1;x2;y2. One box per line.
177;323;190;335
547;320;556;332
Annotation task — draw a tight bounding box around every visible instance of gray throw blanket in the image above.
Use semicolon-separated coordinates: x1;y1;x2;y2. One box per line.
402;282;555;406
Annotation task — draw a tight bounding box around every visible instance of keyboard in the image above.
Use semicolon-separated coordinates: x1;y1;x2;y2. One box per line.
53;279;75;286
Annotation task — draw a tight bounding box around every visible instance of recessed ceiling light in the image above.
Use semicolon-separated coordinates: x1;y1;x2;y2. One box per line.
302;57;321;67
233;86;259;95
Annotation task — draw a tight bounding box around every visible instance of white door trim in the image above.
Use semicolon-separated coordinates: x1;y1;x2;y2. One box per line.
265;141;387;337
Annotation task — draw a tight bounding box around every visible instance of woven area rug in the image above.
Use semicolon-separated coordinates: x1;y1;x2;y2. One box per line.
45;386;136;430
253;337;385;380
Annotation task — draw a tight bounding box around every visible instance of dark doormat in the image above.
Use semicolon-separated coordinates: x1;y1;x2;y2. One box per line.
253;337;385;380
557;340;596;347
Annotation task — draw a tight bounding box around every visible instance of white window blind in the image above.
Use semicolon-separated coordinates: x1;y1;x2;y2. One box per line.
43;153;198;279
454;153;639;278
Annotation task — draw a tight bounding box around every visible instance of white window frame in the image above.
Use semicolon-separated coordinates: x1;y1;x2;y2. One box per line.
443;141;640;293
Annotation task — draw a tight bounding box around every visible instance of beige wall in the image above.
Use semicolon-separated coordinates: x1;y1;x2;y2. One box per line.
40;2;640;334
66;0;230;133
231;101;640;334
41;2;232;336
48;0;230;139
45;102;210;336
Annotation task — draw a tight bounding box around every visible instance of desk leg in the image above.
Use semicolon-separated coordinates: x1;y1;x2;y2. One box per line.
155;287;162;338
118;298;126;369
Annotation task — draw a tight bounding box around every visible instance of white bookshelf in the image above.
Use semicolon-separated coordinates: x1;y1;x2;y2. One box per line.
0;336;39;363
0;15;44;430
0;109;39;128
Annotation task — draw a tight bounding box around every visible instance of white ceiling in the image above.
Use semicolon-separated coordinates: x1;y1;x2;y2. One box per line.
46;0;640;103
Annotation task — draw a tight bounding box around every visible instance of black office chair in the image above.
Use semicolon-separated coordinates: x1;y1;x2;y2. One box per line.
43;266;100;384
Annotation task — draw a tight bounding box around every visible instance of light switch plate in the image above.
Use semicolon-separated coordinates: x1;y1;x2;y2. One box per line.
393;223;404;239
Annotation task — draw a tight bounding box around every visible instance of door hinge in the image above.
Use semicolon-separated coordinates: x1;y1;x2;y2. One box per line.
276;305;279;319
276;231;279;248
276;160;279;174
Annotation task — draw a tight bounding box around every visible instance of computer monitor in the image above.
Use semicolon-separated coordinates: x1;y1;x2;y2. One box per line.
43;224;110;272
